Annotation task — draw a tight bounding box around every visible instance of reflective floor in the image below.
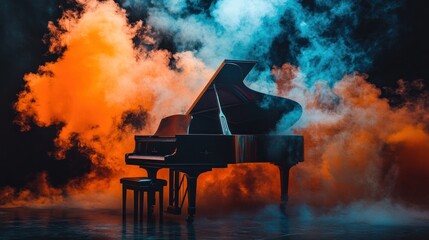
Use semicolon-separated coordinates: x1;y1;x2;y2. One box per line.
1;205;429;239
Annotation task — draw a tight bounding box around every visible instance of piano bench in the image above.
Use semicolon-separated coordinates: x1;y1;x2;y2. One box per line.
120;177;167;223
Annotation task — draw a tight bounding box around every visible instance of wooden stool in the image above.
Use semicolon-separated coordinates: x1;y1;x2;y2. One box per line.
120;177;167;222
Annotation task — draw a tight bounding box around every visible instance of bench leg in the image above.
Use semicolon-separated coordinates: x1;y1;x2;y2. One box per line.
122;186;127;221
133;190;138;223
147;190;154;221
139;191;144;222
159;189;163;222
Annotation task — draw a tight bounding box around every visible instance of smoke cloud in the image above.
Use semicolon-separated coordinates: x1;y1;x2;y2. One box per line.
9;0;212;207
3;0;428;221
275;63;429;209
122;0;399;85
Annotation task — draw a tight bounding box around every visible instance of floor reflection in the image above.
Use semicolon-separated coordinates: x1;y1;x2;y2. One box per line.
1;207;429;239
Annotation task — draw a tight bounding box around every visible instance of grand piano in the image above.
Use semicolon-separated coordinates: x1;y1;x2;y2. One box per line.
125;60;303;222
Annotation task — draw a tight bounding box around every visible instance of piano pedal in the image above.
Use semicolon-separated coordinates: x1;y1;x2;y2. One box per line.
166;206;182;215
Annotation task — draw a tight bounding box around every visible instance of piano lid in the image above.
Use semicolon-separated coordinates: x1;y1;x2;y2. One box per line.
186;59;302;134
186;60;257;115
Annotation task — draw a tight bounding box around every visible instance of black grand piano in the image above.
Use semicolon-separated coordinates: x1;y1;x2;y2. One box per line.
125;60;303;222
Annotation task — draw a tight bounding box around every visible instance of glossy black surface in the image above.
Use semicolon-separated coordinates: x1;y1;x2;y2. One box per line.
188;60;302;134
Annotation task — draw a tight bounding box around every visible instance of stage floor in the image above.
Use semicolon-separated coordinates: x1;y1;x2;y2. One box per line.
1;206;429;239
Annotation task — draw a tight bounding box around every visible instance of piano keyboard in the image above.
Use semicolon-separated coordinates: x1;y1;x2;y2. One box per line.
127;155;165;161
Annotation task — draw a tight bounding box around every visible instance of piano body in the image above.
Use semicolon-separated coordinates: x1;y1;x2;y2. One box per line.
125;60;303;222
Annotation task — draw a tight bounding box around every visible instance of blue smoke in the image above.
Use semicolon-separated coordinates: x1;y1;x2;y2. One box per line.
282;0;400;86
121;0;400;86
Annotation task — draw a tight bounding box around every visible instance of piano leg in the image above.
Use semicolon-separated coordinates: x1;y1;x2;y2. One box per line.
185;174;198;224
141;167;161;219
182;168;211;224
276;163;292;213
144;167;160;179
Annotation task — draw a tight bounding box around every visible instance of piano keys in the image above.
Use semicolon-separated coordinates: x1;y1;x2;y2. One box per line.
125;60;303;223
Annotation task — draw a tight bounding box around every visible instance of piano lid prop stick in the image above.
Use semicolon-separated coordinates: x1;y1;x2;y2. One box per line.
213;84;232;135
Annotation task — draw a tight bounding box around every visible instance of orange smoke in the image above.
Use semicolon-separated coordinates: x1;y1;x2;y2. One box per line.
274;63;429;209
10;0;212;208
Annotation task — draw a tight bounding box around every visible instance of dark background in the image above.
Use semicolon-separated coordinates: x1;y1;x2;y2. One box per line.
0;0;428;192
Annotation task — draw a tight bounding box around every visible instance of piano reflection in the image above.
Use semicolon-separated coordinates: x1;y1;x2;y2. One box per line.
125;60;303;223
